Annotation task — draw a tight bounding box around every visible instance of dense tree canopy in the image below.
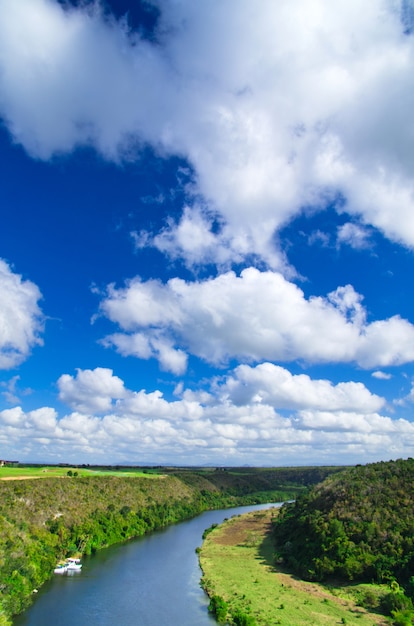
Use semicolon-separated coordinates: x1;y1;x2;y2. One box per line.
273;459;414;588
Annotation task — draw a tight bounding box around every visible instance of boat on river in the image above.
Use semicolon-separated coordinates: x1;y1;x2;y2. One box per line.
54;558;82;574
66;558;82;571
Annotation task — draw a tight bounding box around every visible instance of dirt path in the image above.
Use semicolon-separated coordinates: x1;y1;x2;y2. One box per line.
0;476;39;480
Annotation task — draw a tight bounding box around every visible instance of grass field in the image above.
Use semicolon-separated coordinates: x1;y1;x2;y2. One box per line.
0;466;163;480
199;509;389;626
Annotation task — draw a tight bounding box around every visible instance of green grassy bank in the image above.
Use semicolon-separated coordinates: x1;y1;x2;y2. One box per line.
200;509;389;626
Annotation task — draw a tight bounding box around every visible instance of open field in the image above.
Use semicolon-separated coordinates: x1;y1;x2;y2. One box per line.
0;466;162;480
199;509;390;626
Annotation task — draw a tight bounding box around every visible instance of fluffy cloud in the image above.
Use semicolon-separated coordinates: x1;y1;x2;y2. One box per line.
372;370;392;380
99;268;414;371
57;367;126;413
337;222;372;249
100;331;188;375
0;366;412;466
219;363;384;412
296;410;405;433
0;259;44;369
135;205;255;270
0;0;168;159
0;405;57;434
1;0;414;265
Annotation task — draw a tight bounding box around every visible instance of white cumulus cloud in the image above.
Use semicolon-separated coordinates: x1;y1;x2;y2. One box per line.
0;365;412;466
1;0;414;265
98;268;414;370
0;259;44;369
58;367;126;413
219;363;384;413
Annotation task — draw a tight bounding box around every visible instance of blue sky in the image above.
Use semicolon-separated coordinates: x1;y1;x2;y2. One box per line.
1;0;414;466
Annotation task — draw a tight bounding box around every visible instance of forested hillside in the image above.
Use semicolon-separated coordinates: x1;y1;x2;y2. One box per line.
273;458;414;586
0;465;335;624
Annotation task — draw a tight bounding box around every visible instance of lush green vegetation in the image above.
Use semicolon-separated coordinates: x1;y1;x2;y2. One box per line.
272;458;414;623
200;509;388;625
0;464;333;624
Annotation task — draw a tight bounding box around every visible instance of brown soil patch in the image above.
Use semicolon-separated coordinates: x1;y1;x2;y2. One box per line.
0;476;39;480
215;509;273;545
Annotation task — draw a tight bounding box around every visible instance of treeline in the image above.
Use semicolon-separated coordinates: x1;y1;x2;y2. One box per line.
272;459;414;621
0;466;333;623
173;466;341;496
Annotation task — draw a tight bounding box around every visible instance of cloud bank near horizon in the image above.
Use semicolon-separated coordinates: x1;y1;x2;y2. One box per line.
1;365;407;466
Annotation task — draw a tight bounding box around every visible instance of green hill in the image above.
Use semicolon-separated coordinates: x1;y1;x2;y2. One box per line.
273;458;414;587
273;459;414;585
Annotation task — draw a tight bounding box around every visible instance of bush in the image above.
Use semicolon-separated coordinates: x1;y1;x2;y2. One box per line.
231;609;257;625
381;591;413;616
202;523;218;539
359;589;379;610
0;604;11;626
208;595;228;623
391;609;414;626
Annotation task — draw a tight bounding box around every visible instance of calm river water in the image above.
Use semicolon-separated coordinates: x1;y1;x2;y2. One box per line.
13;503;281;626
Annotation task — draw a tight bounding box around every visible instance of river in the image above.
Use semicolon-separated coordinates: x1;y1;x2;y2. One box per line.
13;503;281;626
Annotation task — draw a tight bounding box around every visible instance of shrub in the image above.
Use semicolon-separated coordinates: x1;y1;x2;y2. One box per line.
208;595;228;623
391;609;414;626
359;589;379;610
231;608;257;626
202;523;218;539
381;591;413;616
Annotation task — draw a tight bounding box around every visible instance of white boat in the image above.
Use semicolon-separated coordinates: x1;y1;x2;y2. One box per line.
54;557;82;574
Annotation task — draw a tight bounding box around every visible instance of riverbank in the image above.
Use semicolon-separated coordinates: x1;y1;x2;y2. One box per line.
199;509;389;625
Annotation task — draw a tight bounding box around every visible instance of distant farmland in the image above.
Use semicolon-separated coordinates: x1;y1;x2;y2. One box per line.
0;466;162;480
